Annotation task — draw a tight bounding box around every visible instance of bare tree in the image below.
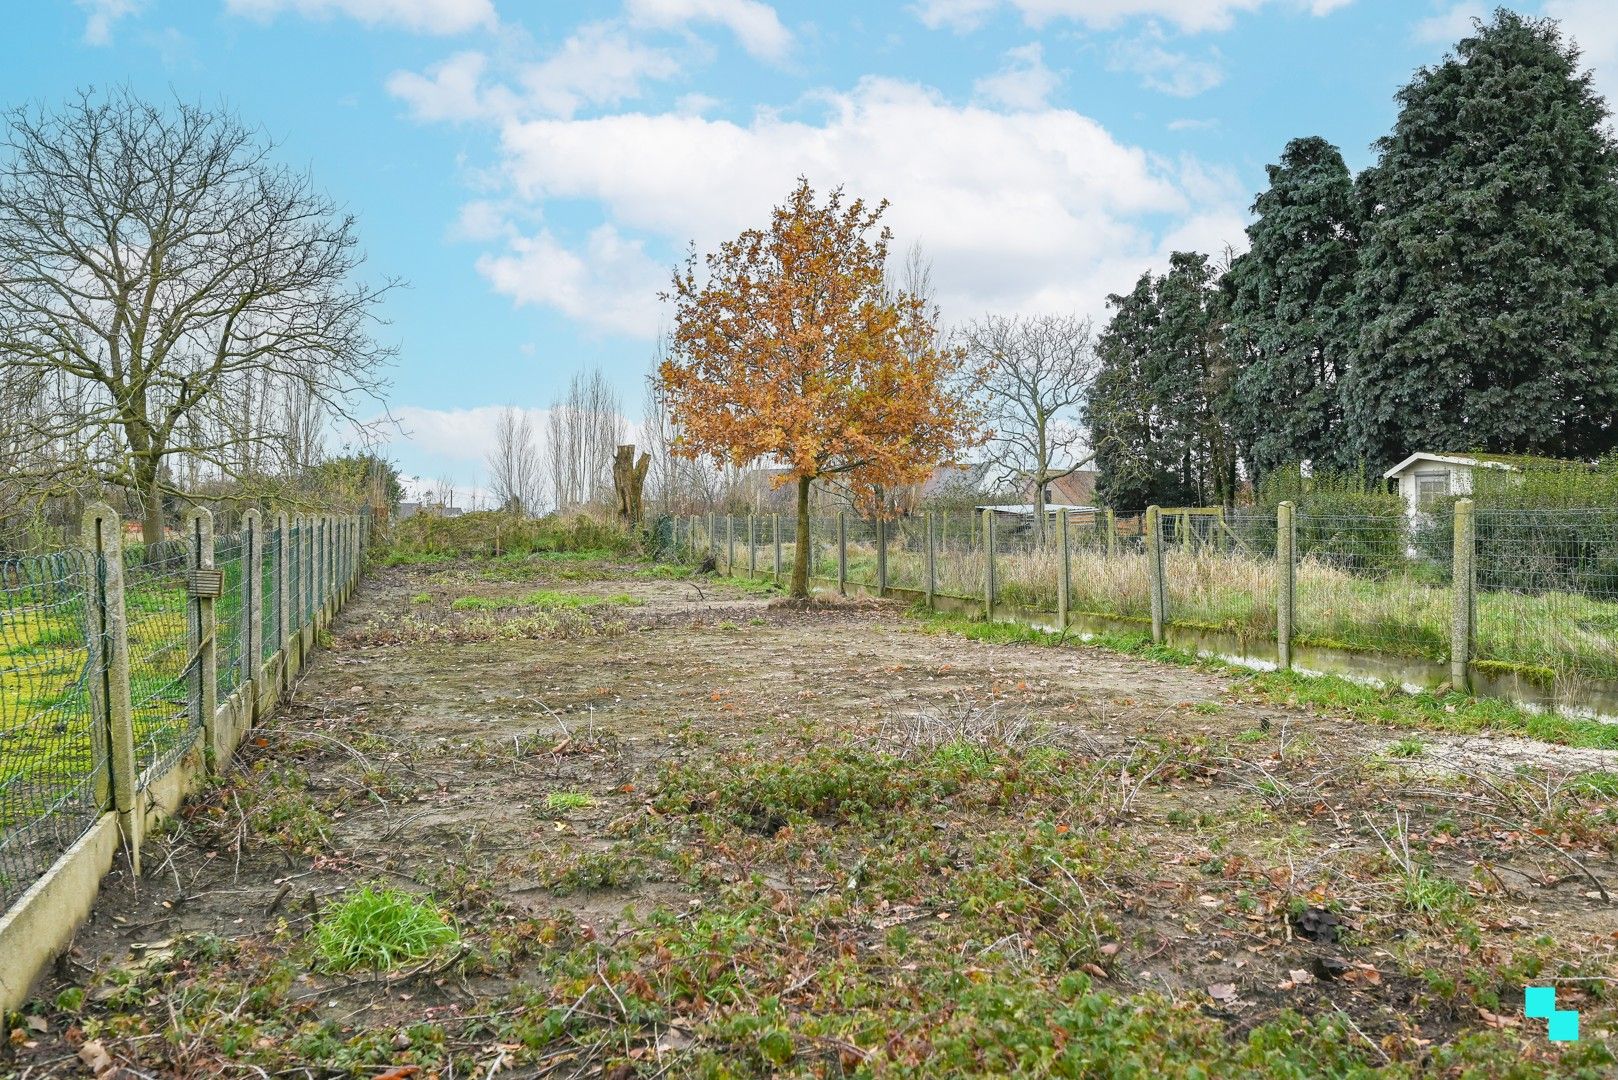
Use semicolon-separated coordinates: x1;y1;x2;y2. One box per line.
487;406;544;515
544;368;624;512
964;314;1099;540
0;89;395;544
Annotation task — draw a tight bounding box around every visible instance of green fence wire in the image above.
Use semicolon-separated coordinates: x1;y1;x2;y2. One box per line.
0;552;103;910
216;533;246;700
123;539;197;786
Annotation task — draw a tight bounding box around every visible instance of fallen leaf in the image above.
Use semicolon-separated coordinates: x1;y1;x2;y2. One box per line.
1207;982;1239;1003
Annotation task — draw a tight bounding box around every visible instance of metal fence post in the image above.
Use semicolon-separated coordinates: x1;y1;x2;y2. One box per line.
773;513;782;583
1106;508;1117;558
925;510;936;608
243;509;262;694
185;507;220;771
1276;501;1295;670
748;512;757;577
82;505;136;845
837;512;848;596
1057;509;1070;629
983;509;996;620
1147;505;1165;644
1451;499;1475;691
876;515;888;596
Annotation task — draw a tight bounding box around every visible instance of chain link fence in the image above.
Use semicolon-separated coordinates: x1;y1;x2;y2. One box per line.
0;552;104;909
1;509;366;917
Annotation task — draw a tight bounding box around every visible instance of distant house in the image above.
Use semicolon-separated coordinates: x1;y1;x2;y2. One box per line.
1382;453;1521;520
1023;469;1097;509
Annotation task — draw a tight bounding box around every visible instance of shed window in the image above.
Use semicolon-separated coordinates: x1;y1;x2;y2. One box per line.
1415;470;1450;505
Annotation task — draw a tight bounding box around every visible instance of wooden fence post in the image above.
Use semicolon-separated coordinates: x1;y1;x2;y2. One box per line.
1057;509;1070;629
1147;506;1165;644
983;508;996;621
925;510;936;608
837;512;848;596
876;516;888;596
1276;501;1295;670
185;507;220;772
82;505;136;856
1451;499;1475;691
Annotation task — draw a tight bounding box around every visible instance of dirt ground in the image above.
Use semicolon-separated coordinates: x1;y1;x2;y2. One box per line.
6;554;1618;1077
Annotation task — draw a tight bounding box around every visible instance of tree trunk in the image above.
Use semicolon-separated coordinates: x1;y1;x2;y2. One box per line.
141;464;164;550
790;475;812;599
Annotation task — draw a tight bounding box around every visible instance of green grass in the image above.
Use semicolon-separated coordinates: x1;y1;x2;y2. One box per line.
906;605;1618;751
544;791;594;813
313;885;459;972
449;589;641;613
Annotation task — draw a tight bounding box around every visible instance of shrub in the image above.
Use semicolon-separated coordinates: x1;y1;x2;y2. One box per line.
388;510;638;560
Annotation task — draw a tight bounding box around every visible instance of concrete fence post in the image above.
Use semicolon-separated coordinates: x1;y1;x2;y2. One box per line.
185;507;220;771
707;512;716;558
1276;501;1295;670
1106;508;1117;558
773;514;782;583
275;512;290;678
876;515;888;596
983;509;996;621
82;505;135;846
1147;505;1165;644
302;513;314;641
1057;509;1070;630
243;509;262;693
925;510;936;608
726;514;735;574
834;512;847;595
1451;499;1475;691
747;513;757;577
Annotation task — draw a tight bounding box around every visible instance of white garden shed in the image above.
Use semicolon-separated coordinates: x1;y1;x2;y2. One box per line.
1382;453;1520;520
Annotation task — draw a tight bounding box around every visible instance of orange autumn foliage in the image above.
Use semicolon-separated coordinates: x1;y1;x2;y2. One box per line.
658;178;980;596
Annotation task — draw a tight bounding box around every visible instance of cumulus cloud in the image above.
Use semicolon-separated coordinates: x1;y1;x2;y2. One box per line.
75;0;143;45
474;224;667;337
625;0;793;62
973;42;1061;110
225;0;495;35
387;23;681;122
914;0;1345;35
474;76;1246;328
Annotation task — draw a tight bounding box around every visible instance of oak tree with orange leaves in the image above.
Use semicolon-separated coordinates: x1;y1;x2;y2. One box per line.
659;178;978;598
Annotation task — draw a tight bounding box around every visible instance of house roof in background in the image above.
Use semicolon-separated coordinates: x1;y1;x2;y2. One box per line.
1382;452;1522;479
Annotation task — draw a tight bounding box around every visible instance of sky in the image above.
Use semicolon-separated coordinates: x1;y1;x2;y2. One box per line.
9;0;1618;503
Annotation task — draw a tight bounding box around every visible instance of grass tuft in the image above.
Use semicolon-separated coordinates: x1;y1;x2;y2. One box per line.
313;886;459;972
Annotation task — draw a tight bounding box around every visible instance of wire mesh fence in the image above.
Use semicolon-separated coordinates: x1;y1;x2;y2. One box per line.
215;532;246;700
1474;508;1618;683
1293;511;1449;661
0;552;104;910
123;539;197;786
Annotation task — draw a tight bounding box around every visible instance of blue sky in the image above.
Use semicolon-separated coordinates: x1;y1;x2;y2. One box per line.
10;0;1617;499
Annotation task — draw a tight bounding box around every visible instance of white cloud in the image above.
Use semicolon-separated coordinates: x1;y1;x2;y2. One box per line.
1167;117;1220;131
1546;0;1618;101
625;0;792;62
914;0;1346;34
75;0;142;45
483;77;1246;328
475;224;667;337
1109;34;1225;96
225;0;495;35
388;24;681;121
973;42;1061;110
1413;2;1484;45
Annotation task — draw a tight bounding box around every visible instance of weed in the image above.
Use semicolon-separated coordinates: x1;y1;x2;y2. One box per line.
1387;735;1427;758
544;791;594;813
313;886;459;972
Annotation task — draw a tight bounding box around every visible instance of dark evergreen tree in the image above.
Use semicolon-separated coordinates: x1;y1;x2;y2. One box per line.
1345;9;1618;470
1228;136;1360;479
1154;251;1237;506
1087;272;1164;509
